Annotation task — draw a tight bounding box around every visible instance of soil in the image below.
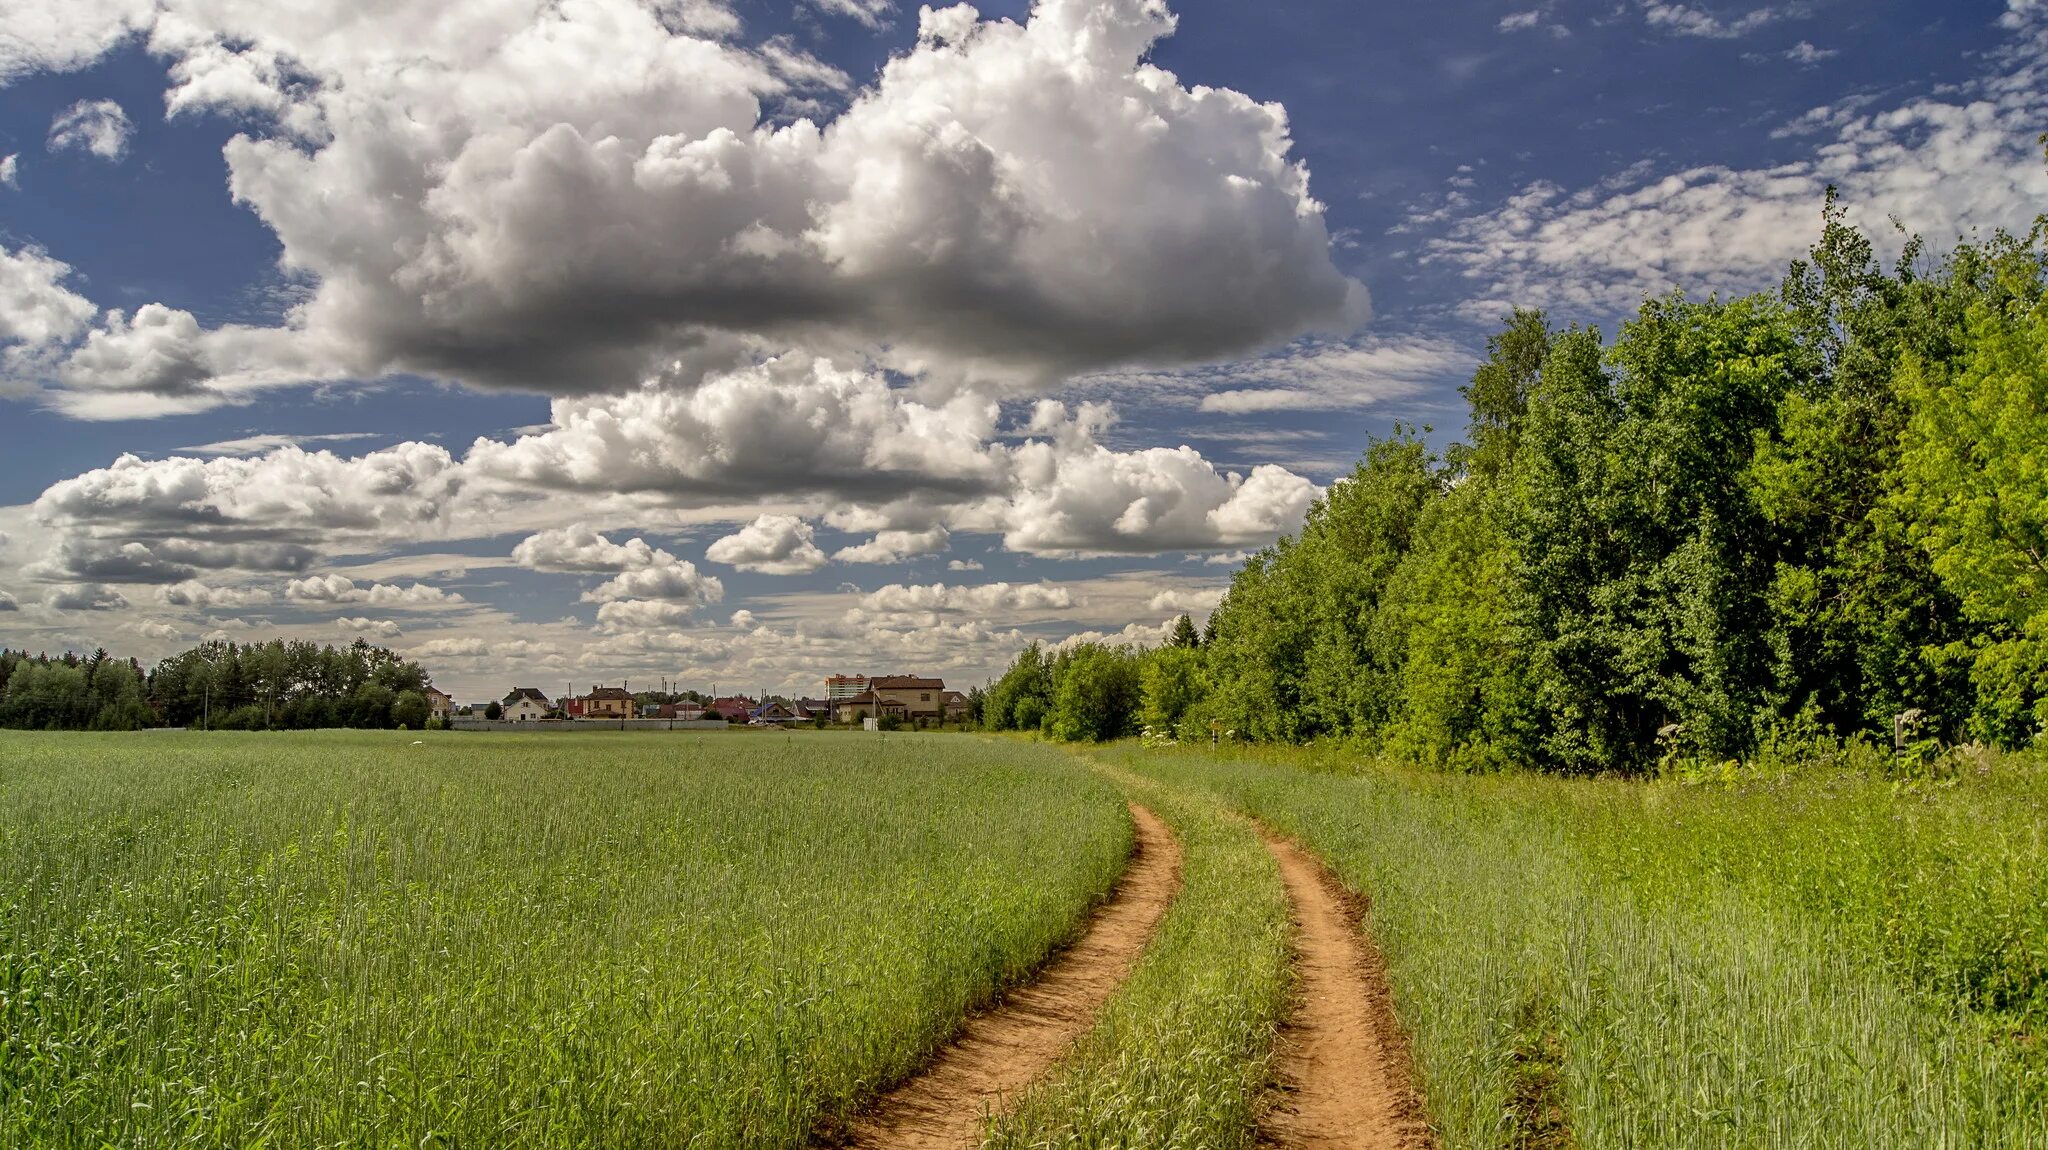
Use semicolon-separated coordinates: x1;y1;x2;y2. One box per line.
838;803;1183;1150
1258;831;1433;1150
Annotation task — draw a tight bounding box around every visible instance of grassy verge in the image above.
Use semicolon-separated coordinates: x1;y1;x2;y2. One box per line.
1125;744;2048;1149
982;750;1293;1150
0;730;1130;1148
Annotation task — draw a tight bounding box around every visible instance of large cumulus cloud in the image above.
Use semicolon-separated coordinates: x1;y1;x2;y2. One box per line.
2;0;1364;412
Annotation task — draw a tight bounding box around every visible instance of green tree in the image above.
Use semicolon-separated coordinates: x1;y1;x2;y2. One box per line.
1138;645;1206;739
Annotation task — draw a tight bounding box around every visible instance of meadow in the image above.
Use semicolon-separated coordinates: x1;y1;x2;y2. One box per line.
0;730;1132;1148
9;727;2048;1150
1117;743;2048;1149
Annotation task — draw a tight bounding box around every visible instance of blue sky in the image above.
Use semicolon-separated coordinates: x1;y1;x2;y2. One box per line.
0;0;2041;700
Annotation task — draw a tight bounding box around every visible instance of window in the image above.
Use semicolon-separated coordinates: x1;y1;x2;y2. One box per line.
921;693;931;702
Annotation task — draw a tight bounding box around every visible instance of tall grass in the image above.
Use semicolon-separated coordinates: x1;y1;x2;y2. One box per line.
984;753;1293;1150
0;730;1130;1148
1128;746;2048;1149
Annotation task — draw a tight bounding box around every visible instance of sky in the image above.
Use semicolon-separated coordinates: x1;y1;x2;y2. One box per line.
0;0;2043;703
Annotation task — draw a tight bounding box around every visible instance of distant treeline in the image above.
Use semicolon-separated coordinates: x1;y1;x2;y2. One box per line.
988;196;2048;772
0;640;436;731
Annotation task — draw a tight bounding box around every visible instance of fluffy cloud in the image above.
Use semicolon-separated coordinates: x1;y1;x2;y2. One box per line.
0;0;1360;412
49;583;129;611
0;246;96;348
0;0;153;83
0;155;16;188
158;581;275;608
861;581;1075;615
336;616;403;639
1148;586;1225;614
806;0;895;26
582;558;723;606
285;575;465;608
512;524;673;573
513;524;726;610
834;527;949;564
1426;8;2048;321
706;514;828;574
593;599;700;632
47;98;132;161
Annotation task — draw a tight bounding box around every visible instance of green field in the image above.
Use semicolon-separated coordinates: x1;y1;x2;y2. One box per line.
0;731;1132;1148
6;729;2047;1148
1113;743;2048;1149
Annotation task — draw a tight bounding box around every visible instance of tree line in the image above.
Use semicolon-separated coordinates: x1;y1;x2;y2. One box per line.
1;639;437;731
987;196;2048;773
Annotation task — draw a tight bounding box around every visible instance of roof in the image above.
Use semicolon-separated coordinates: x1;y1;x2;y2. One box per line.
869;675;944;690
584;686;633;700
505;687;548;703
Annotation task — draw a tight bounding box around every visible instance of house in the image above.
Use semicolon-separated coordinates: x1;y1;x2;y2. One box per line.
793;699;833;721
424;686;454;722
502;687;550;722
558;695;586;718
654;701;709;721
871;675;946;721
706;696;756;723
940;690;972;722
579;686;635;719
750;700;800;725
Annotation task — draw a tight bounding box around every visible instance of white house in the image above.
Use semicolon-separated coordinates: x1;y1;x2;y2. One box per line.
502;687;550;722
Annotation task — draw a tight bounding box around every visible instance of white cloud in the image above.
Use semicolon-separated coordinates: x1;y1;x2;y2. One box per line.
582;557;723;606
594;599;701;632
513;525;673;574
834;526;950;564
2;0;1364;413
860;581;1075;615
157;581;274;608
285;575;464;609
947;558;984;571
49;583;129;611
805;0;895;28
1641;2;1782;39
0;154;16;188
336;616;402;639
47;98;132;161
1424;12;2048;322
179;431;380;456
0;245;96;348
0;589;17;611
1148;586;1225;614
0;0;151;84
706;514;829;574
1782;40;1836;64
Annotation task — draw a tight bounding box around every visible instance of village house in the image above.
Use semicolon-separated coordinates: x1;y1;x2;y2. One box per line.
579;685;634;719
424;686;454;723
832;675;947;724
501;687;550;722
653;701;709;721
750;700;800;725
706;696;756;723
940;690;972;722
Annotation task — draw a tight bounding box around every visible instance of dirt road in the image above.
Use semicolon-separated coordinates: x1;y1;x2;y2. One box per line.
1258;831;1432;1150
841;803;1182;1150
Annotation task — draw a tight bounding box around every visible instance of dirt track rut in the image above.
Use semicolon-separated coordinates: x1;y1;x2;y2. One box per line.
1259;831;1431;1150
841;803;1181;1150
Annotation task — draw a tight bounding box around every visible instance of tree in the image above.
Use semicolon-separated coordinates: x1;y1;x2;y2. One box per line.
1895;275;2048;743
484;700;503;721
1138;646;1206;739
1168;614;1201;649
1046;643;1142;743
391;690;430;731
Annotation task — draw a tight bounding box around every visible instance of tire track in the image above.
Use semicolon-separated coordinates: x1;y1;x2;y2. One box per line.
1259;829;1432;1150
838;803;1182;1150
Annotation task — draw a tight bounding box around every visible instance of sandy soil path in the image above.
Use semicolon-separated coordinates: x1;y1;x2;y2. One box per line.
1258;830;1432;1150
839;803;1182;1150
